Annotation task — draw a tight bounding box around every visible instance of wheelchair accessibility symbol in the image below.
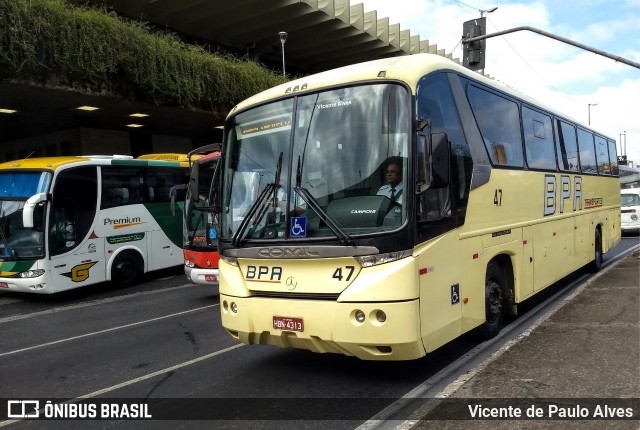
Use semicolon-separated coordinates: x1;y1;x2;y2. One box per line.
451;283;460;305
290;217;307;237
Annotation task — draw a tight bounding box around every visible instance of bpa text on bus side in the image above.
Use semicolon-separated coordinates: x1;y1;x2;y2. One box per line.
544;175;583;216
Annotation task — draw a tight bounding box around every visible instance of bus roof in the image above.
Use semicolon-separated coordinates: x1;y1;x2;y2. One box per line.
137;153;203;168
229;53;605;138
0;154;192;171
0;156;92;171
137;153;190;162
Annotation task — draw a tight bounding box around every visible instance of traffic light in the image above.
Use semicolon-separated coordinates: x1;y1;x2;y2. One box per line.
463;17;486;71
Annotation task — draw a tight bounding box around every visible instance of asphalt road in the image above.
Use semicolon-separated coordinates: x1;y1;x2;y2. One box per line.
1;236;638;430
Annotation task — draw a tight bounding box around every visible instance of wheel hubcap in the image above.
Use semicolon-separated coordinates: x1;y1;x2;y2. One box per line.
487;281;503;322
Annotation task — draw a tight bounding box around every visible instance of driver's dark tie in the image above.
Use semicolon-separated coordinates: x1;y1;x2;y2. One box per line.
390;188;396;202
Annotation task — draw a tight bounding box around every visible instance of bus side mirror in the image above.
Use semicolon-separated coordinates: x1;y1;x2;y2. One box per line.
169;184;188;216
23;193;48;228
430;132;450;189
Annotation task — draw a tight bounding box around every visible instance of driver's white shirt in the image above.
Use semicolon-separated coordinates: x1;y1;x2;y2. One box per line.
376;182;404;205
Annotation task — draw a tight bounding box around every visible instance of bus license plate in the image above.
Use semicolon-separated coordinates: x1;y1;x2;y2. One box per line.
273;316;304;332
0;282;7;288
204;275;217;282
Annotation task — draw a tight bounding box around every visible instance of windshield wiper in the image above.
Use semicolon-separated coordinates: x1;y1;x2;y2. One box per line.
187;209;206;248
232;183;274;246
295;186;355;246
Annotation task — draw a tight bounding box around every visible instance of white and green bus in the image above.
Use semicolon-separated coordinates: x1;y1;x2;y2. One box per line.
215;53;621;360
0;154;190;294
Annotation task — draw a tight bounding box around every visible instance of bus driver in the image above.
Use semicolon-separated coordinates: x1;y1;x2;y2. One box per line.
377;158;404;205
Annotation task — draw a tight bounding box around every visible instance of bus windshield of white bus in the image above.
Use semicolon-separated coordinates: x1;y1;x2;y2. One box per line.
0;171;51;259
221;83;410;242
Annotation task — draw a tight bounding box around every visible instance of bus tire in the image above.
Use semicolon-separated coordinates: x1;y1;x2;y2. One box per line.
111;251;141;286
479;262;506;340
589;229;603;273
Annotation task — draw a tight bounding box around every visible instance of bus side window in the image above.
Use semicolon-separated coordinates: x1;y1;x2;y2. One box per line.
111;187;129;205
467;84;524;168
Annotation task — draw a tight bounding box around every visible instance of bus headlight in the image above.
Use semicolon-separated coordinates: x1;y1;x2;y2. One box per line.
355;250;411;267
631;214;638;221
220;254;238;267
184;259;195;268
20;269;45;278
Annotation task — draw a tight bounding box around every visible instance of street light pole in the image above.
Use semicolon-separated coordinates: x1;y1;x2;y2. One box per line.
480;6;498;17
588;103;598;125
278;31;287;81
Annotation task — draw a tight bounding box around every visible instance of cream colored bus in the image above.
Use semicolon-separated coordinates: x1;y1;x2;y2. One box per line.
214;53;620;360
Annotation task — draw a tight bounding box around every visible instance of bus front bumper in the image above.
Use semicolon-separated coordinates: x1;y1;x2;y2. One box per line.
185;267;219;285
219;295;426;361
0;276;50;294
621;222;640;234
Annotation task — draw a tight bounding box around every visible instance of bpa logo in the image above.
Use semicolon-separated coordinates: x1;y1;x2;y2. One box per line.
7;400;39;418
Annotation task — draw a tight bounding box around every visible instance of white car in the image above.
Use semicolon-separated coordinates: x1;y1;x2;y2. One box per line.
620;188;640;235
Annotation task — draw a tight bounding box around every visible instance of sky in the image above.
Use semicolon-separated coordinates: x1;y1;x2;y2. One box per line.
358;0;640;166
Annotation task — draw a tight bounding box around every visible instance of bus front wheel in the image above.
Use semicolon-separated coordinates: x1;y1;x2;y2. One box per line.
589;229;603;273
111;251;141;286
480;262;506;339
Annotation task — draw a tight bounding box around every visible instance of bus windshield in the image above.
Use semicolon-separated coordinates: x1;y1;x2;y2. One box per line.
185;154;219;250
0;171;50;259
221;83;410;241
0;200;46;259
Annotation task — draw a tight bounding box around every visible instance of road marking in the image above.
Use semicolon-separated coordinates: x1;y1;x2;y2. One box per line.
0;343;243;428
77;344;244;399
0;304;217;358
0;283;197;324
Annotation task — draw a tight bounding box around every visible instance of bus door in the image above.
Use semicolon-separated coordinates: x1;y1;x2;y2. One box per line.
418;236;463;352
520;226;534;299
146;167;186;271
48;167;105;291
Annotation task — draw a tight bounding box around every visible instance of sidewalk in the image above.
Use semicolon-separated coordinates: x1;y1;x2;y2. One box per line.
412;250;640;430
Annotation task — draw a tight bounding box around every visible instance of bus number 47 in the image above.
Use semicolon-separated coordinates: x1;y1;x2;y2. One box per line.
332;266;355;281
494;189;503;207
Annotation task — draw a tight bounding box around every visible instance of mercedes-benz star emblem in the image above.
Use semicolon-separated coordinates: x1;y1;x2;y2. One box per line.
285;276;297;291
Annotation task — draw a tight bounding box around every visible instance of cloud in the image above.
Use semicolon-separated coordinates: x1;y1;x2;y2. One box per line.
359;0;640;165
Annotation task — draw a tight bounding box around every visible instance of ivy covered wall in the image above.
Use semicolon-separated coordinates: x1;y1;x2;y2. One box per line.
0;0;283;112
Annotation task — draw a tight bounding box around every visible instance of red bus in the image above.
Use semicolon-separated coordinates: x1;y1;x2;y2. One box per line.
183;145;221;285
